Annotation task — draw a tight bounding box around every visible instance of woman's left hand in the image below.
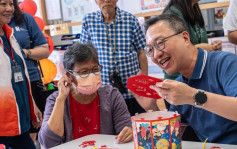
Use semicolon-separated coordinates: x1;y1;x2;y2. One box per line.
115;126;133;144
32;105;42;129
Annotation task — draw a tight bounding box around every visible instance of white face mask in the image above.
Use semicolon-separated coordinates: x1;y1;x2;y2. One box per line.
75;73;102;95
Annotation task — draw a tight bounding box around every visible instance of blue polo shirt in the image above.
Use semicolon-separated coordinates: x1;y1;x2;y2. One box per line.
170;48;237;144
9;12;47;81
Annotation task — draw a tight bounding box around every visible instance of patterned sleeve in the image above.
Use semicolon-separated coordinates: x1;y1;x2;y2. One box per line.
132;16;146;52
79;16;91;43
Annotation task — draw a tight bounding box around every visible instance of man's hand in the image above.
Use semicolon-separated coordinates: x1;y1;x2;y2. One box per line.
115;126;133;144
151;79;196;106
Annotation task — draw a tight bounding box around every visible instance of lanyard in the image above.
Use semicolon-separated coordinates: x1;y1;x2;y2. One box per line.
0;40;16;65
104;17;119;72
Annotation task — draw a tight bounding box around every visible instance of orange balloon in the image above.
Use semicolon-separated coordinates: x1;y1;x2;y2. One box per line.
34;16;45;31
44;33;54;55
39;59;57;84
19;0;37;16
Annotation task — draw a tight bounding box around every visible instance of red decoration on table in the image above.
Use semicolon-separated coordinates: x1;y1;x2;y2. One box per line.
210;147;222;149
78;140;96;148
127;75;163;99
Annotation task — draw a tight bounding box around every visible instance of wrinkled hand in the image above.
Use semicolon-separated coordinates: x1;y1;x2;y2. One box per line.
150;79;196;105
211;40;222;51
58;75;72;100
115;126;133;144
32;105;42;129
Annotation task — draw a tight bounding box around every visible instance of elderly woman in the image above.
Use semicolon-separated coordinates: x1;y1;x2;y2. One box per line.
38;43;133;148
0;0;41;148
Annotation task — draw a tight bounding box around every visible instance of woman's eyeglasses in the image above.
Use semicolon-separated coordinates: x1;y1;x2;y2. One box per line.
68;65;103;79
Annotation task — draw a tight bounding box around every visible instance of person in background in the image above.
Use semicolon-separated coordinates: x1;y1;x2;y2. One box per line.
161;0;222;141
0;0;42;148
223;0;237;44
79;0;148;116
134;14;237;145
38;43;133;149
8;0;49;144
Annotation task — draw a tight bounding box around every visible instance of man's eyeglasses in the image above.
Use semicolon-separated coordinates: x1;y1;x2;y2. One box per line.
144;31;183;57
68;65;103;79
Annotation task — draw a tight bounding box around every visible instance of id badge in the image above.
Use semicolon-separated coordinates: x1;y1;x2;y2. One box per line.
12;65;24;83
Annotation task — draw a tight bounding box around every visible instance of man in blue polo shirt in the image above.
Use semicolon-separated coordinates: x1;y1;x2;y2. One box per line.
133;14;237;145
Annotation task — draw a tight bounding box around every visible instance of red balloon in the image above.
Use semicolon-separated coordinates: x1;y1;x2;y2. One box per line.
44;33;54;55
19;0;37;16
34;16;45;31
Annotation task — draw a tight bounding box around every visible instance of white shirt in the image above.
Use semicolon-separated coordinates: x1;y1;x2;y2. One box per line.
223;0;237;31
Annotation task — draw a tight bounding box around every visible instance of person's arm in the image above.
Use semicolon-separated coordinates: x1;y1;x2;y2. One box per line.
151;79;237;122
47;75;71;136
228;30;237;44
137;49;148;75
23;45;49;61
38;75;71;148
111;88;133;143
195;40;222;51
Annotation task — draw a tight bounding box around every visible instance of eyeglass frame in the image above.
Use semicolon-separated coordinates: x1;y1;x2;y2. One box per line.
68;64;103;79
144;31;183;57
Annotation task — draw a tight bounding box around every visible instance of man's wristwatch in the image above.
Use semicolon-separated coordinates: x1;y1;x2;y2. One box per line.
193;89;207;108
26;50;32;57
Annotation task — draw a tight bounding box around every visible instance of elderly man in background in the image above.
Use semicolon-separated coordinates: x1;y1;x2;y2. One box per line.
79;0;148;116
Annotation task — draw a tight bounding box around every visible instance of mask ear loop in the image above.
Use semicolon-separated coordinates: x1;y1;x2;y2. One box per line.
65;70;74;87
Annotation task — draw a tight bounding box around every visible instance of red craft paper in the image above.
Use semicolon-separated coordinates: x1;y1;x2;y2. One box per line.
127;75;163;99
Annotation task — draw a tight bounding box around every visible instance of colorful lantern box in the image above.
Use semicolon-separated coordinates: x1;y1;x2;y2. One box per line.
132;111;182;149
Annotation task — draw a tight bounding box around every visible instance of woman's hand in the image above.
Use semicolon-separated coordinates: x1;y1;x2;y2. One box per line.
115;126;133;144
211;40;222;51
57;75;71;101
32;104;42;129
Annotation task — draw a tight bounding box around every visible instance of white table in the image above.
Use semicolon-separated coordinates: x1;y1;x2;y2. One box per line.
51;134;237;149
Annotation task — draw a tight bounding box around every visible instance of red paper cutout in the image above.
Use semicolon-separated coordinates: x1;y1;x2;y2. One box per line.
127;75;163;99
78;140;96;148
210;147;221;149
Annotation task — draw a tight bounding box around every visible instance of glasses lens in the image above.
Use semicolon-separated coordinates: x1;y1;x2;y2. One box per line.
93;65;103;75
156;41;165;51
145;47;153;57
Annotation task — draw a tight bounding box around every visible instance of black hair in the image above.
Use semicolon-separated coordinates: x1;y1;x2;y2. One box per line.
144;13;189;35
63;42;99;71
163;0;204;27
13;0;24;24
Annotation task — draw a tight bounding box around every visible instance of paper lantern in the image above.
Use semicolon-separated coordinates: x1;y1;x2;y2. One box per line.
44;33;54;55
132;111;182;149
39;59;57;84
34;16;45;31
19;0;37;16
